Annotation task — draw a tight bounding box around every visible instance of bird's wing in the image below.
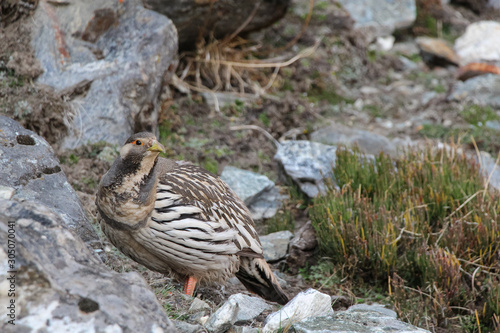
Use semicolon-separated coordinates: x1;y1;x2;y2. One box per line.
149;161;264;258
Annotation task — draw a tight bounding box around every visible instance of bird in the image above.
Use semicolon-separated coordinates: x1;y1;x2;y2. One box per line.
96;132;289;305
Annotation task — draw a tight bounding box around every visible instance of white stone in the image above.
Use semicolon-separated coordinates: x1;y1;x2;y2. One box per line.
455;21;500;65
0;186;15;200
263;289;333;333
376;35;395;51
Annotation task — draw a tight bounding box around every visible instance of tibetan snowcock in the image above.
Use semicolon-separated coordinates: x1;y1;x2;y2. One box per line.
96;132;289;304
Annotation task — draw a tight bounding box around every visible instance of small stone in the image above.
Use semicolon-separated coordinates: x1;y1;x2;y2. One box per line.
274;141;338;198
260;230;294;262
416;37;459;67
206;294;271;333
173;320;204;333
199;315;209;325
443;119;453;128
249;187;288;221
353;98;364;110
0;186;15;200
360;86;380;95
189;298;211;313
398;56;420;71
376;35;395;51
455;21;500;66
263;289;333;332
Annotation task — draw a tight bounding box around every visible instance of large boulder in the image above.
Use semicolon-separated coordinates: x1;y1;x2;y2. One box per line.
143;0;290;50
0;199;176;332
0;116;101;250
31;0;178;149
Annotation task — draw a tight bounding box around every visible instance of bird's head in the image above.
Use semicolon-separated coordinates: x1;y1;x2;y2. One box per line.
119;132;166;166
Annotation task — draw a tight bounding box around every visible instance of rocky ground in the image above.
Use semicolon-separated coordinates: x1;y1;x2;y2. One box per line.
1;0;500;332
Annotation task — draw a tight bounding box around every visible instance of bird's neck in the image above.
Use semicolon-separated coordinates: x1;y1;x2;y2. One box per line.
98;157;159;230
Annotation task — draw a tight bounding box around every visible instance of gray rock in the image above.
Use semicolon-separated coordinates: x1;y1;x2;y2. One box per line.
455;21;500;66
0;116;101;249
336;0;416;42
292;311;430;333
310;123;397;157
260;230;294;262
347;303;397;319
206;294;271;333
32;0;177;149
189;298;211;313
398;56;420;71
274;141;338;198
448;74;500;108
263;289;333;333
174;320;205;333
221;166;275;206
392;41;420;57
143;0;290;50
0;200;176;333
221;166;287;220
249;186;288;221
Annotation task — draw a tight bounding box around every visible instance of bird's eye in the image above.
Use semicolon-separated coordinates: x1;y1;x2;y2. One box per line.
131;140;143;145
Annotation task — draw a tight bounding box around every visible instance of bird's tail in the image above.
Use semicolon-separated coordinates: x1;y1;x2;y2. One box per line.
236;257;289;305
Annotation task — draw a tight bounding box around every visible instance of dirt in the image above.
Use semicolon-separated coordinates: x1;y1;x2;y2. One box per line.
2;1;499;331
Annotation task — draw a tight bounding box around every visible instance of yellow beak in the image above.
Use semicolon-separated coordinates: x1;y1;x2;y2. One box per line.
147;140;165;153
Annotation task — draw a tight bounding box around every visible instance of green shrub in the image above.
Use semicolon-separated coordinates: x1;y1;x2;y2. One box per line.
309;146;500;331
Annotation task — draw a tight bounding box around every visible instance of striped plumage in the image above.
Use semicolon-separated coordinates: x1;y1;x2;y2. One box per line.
96;132;289;305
